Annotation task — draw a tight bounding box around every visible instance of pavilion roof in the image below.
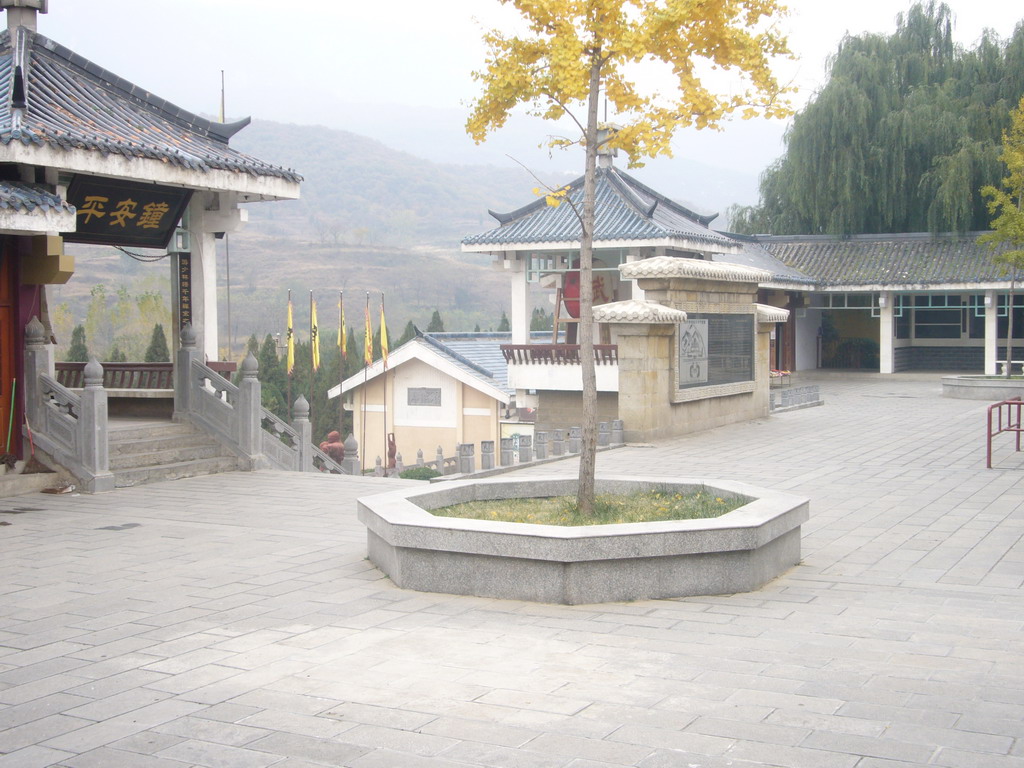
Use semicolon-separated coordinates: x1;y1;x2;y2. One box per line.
462;166;736;252
0;27;301;184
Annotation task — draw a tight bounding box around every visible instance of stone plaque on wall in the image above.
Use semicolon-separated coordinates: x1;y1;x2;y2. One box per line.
408;387;442;407
678;313;753;390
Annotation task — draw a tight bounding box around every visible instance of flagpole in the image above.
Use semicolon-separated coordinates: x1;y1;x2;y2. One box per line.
344;290;348;444
381;293;388;474
286;289;293;421
309;290;315;437
362;291;370;474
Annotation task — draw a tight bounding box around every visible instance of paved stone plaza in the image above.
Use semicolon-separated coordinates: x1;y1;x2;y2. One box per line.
2;373;1023;767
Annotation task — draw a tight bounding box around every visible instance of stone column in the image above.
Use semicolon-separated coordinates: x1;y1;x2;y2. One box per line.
458;443;475;474
342;434;360;475
534;431;548;460
500;437;514;466
878;291;895;374
507;254;530;344
986;289;999;375
481;440;495;469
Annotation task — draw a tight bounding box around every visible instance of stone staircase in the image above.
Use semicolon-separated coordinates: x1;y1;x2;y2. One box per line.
109;419;241;487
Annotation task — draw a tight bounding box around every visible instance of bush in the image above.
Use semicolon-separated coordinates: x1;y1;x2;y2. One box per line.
399;466;441;481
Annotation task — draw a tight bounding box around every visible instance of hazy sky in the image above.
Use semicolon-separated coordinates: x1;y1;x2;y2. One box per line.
31;0;1024;181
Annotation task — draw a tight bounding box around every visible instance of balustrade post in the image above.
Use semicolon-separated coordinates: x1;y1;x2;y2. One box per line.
374;456;384;477
458;443;475;474
174;324;199;418
611;419;624;445
481;440;495;469
416;448;424;467
500;437;514;466
598;422;610;447
519;434;533;463
568;426;582;454
23;317;52;430
436;445;444;473
552;429;565;456
535;431;548;460
237;353;262;462
80;358;114;492
342;434;360;475
292;394;313;471
394;452;404;476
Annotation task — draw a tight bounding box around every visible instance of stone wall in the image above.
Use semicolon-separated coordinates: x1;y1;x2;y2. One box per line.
535;391;619;434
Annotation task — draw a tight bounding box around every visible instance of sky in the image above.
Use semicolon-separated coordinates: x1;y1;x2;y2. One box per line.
31;1;1024;189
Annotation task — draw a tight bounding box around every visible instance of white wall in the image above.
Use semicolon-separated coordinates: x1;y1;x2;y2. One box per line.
795;308;822;371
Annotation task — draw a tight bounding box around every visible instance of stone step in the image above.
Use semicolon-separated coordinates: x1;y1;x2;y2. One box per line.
110;443;230;470
108;421;199;442
109;431;222;457
113;455;241;488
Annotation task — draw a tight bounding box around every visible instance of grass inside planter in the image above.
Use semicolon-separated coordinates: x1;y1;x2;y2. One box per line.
430;487;746;526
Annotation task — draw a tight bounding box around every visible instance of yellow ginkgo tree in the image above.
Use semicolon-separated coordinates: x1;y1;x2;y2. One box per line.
467;0;793;514
980;97;1024;378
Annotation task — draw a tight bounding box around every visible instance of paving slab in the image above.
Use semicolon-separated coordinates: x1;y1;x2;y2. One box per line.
1;373;1023;766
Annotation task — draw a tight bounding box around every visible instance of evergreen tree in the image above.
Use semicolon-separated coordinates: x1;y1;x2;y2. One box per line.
144;324;170;362
107;345;127;363
398;320;416;346
67;325;89;362
530;307;553;331
426;310;444;332
246;334;259;357
732;2;1024;235
474;324;481;332
497;311;510;332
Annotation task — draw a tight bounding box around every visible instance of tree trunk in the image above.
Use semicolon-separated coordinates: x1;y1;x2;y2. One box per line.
576;55;601;516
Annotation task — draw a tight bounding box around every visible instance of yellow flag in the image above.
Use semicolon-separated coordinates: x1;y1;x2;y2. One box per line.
364;296;372;367
286;295;294;374
339;293;347;360
311;297;320;371
380;298;389;369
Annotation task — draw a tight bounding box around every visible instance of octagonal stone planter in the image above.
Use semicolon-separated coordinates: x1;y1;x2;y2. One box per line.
942;375;1024;401
357;476;809;605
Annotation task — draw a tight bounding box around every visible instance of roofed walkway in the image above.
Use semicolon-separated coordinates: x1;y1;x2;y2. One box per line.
2;373;1023;767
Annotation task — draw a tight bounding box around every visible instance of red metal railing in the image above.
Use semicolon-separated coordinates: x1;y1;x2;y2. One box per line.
500;344;618;366
987;397;1023;468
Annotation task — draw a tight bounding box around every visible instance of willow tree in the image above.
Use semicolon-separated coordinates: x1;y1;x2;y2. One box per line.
980;97;1024;376
732;1;1024;235
466;0;791;514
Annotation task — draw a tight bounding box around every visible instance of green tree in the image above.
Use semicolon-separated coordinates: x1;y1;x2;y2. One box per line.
107;345;127;363
497;311;510;332
398;320;417;346
467;0;790;513
144;324;170;363
980;96;1024;376
530;307;553;332
732;2;1024;235
426;310;444;333
67;324;89;362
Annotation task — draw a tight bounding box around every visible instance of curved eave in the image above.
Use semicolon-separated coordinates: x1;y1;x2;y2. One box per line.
462;235;742;255
0;141;300;201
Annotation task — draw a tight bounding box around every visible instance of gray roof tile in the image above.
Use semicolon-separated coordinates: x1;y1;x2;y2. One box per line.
758;233;1013;287
462;167;733;249
0;28;301;183
0;179;74;214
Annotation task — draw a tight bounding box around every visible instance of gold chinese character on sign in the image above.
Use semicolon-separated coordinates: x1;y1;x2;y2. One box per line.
137;202;170;229
109;199;138;227
78;195;108;223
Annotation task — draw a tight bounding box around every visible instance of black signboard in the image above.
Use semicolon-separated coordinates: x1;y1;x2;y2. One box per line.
65;176;192;248
177;253;192;329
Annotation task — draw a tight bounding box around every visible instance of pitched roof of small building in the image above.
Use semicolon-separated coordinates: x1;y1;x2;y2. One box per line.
462;166;738;253
0;27;301;189
0;178;74;232
754;232;1013;289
